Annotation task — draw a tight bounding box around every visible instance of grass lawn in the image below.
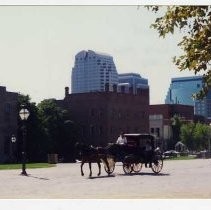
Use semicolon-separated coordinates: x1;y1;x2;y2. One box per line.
0;163;56;170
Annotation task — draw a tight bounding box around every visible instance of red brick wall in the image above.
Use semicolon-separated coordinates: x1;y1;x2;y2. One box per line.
149;104;194;122
62;89;149;146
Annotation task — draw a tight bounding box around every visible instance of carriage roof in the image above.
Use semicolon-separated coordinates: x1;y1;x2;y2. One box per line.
124;133;154;139
123;133;155;147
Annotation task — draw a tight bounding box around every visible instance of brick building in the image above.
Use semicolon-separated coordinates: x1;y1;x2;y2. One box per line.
58;85;149;146
149;104;194;150
0;86;18;163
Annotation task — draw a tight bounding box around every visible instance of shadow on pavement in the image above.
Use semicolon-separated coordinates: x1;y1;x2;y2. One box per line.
118;172;170;177
27;175;50;180
88;174;116;179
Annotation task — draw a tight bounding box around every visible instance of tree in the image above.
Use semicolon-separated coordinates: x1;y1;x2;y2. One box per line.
180;122;210;151
37;99;79;162
180;122;195;150
17;94;46;162
194;122;209;151
171;114;183;145
149;6;211;99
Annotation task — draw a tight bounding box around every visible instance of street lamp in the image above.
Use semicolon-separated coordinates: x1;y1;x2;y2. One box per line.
11;135;16;143
11;135;16;163
19;105;30;176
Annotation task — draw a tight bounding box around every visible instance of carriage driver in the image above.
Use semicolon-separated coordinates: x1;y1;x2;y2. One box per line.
116;132;127;145
145;140;153;168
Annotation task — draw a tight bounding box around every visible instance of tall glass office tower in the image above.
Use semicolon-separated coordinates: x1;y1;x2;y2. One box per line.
165;76;211;118
118;73;149;93
71;50;118;93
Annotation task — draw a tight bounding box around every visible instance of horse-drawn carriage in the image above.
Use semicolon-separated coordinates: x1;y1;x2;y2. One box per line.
75;133;163;177
104;133;163;174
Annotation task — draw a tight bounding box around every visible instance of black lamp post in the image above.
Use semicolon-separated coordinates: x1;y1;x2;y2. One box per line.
19;105;30;176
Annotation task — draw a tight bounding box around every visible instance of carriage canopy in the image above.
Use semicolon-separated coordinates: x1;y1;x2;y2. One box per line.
124;133;155;149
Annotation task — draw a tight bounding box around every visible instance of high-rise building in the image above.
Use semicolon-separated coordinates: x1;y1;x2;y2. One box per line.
165;76;211;119
118;73;149;94
71;50;118;93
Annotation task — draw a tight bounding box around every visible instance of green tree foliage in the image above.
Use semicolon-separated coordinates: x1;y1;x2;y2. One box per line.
17;94;46;162
149;6;211;99
17;96;79;162
180;122;195;150
194;122;209;150
37;99;63;153
180;122;211;151
37;99;79;162
171;114;183;143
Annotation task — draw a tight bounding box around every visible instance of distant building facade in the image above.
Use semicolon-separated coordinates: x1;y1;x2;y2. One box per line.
118;73;149;94
149;104;194;150
59;86;149;146
71;50;118;93
0;86;18;163
165;76;211;119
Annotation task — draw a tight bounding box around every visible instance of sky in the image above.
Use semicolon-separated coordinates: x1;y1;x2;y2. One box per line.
0;5;196;105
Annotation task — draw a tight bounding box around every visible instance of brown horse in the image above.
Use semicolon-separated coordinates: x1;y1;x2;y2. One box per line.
75;142;111;177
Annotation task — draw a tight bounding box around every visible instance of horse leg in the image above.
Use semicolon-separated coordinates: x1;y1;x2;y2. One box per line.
89;162;92;177
106;158;110;174
97;161;101;176
81;162;84;176
103;157;110;175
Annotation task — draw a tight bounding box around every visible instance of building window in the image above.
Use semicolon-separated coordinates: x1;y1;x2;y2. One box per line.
141;111;145;118
90;108;95;117
156;128;160;137
99;126;103;136
90;125;94;136
5;103;11;114
98;109;103;119
151;128;154;134
82;125;86;137
118;111;121;119
110;126;113;134
111;109;116;119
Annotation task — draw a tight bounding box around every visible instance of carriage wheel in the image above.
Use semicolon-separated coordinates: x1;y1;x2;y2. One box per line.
151;155;163;174
104;157;116;174
104;163;115;174
132;163;142;173
123;163;133;174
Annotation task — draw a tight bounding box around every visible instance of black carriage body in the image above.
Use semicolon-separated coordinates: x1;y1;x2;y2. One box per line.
122;133;155;162
121;133;163;174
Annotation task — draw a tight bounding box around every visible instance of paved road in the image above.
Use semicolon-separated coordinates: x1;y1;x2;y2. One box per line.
0;158;211;199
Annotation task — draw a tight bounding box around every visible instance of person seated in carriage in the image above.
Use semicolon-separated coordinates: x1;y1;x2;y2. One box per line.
144;140;153;168
116;132;127;145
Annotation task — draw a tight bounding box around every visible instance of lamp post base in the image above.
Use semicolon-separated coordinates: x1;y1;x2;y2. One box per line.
20;171;28;176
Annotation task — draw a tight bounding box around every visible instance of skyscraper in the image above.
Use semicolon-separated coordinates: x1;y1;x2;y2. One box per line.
71;50;118;93
118;73;149;94
165;76;211;118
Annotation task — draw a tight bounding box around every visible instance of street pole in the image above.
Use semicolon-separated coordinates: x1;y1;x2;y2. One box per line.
19;105;30;176
21;122;27;176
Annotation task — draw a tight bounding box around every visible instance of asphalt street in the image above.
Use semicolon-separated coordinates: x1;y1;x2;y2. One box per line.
0;158;211;199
